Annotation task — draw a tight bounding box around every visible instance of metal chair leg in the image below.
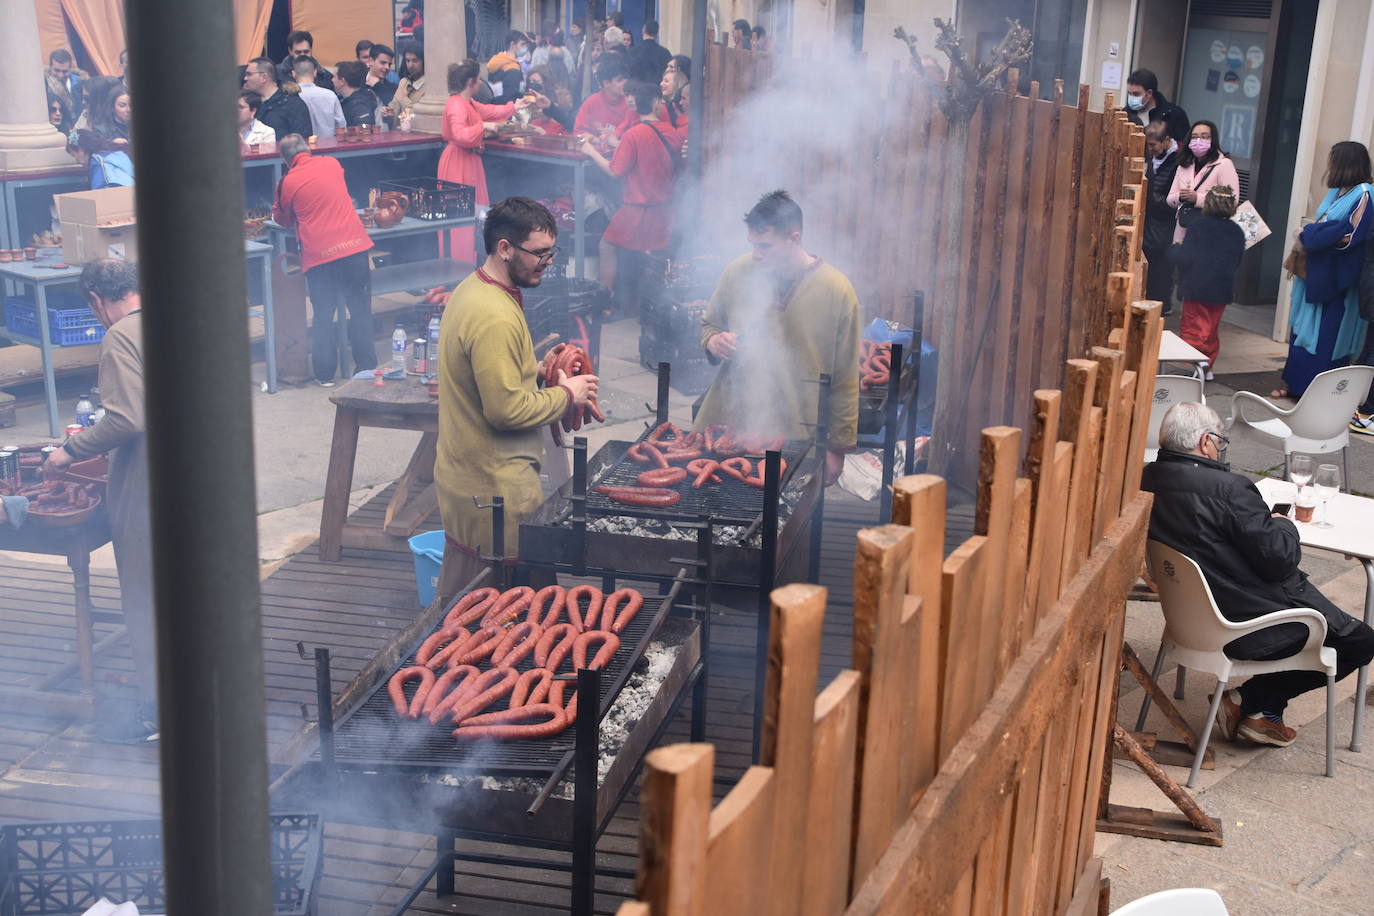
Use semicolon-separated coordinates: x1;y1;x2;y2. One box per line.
1326;674;1337;778
1174;664;1187;700
1343;447;1351;493
1189;680;1227;788
1135;644;1168;732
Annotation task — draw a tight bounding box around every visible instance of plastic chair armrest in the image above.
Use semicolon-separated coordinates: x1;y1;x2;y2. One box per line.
1229;390;1294;428
1226;607;1328;657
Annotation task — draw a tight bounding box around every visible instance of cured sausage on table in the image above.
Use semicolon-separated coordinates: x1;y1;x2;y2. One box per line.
388;666;436;718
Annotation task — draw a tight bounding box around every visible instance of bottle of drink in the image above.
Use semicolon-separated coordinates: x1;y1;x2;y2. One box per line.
426;311;441;372
391;322;408;372
75;392;95;428
90;387;106;425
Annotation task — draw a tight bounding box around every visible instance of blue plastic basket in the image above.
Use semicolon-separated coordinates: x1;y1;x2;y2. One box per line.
409;529;446;607
4;295;105;347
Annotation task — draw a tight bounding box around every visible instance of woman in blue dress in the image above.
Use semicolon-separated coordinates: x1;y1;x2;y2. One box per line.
1278;141;1371;398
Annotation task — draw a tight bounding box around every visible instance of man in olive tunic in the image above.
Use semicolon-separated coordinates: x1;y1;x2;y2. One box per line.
695;190;861;483
435;198;599;598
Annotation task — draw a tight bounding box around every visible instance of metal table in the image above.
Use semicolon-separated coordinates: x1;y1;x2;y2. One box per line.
0;240;276;436
484;141;590;279
1255;477;1374;751
1160;329;1209;378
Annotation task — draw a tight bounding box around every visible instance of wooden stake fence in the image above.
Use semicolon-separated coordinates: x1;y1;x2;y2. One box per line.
618;77;1163;914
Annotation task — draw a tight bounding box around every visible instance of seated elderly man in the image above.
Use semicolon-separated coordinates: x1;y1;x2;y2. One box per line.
1142;402;1374;746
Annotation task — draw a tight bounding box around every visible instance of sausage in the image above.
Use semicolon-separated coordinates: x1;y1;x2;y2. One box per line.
535;623;580;669
636;466;687;487
509;667;555;708
565;585;603;631
646;421;682;444
417;626;469;668
687;458;721;487
387;666;436;718
548;678;579;725
446;666;520;723
444;587;500;629
744;458;788;489
480;586;535;627
627;442;670;468
739;435;786;454
587;399;606;423
594;485;682;508
490;621;543;667
453;703;570;740
719;457;753;483
660;446;702;464
573;630;620;670
605;588;645;634
421;664;480;719
526;584;567;628
453;625;506;665
703;424;730;453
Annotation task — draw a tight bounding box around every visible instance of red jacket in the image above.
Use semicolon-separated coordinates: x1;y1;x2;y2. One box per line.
272;152;373;271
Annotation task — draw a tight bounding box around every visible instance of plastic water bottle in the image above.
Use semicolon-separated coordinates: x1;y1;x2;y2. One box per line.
391;323;408;373
426;312;441;370
75;393;95;428
90;387;106;425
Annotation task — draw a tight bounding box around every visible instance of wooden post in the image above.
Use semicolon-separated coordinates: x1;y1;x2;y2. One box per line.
704;767;777;915
760;584;827;916
803;671;862;916
1058;359;1101;590
1090;347;1127;543
637;744;715;916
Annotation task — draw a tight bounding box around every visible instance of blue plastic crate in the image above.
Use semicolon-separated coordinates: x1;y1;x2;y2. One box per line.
4;295;105;347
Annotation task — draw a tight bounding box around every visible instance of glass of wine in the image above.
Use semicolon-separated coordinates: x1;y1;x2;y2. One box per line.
1312;464;1340;529
1289;454;1313;502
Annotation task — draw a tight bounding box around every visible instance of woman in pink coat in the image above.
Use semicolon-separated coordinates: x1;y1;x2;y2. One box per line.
1166;119;1240;244
438;59;533;259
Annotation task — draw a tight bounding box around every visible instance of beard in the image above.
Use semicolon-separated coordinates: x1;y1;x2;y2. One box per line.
509;258;547;288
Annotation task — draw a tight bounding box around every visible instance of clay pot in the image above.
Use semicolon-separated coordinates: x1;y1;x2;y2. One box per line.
334;126;346;140
23;248;36;260
372;192;410;229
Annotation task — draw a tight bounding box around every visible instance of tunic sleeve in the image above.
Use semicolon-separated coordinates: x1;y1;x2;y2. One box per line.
468;311;570;431
442;97;486;149
472;100;516;121
65;323;144;459
700;266;734;358
609;128;638;177
827;281;862;451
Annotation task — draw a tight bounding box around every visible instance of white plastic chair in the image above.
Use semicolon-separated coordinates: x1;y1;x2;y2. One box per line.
1144;375;1207;463
1226;365;1374;487
1114;887;1229;915
1138;541;1337;787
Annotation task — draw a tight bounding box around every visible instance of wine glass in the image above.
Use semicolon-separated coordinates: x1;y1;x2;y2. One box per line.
1289;454;1312;502
1312;463;1340;529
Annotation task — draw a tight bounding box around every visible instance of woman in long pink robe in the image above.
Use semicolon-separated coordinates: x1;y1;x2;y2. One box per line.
438;60;532;260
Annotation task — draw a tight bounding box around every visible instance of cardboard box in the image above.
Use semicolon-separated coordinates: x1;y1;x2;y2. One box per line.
55;187;138;264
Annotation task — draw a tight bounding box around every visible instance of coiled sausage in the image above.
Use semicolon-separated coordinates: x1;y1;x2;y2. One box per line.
387;666;436;718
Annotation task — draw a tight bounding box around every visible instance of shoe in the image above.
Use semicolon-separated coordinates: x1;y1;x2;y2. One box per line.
1351;412;1374;436
1198;361;1215;382
316;379;335;388
1212;688;1243;741
1237;713;1297;747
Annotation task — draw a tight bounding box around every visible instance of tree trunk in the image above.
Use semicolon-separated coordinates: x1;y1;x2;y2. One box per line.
929;118;970;480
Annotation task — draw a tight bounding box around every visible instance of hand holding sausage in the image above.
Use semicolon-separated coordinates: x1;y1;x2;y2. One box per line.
558;370;600;407
706;331;739;360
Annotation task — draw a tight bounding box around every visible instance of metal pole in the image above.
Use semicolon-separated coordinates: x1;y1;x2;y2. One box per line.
686;0;709;245
124;0;272;911
571;666;602;916
879;344;903;523
904;292;925;476
753;449;781;762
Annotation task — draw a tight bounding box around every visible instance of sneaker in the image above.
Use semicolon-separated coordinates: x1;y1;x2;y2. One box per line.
1237;713;1297;747
1351;413;1374;436
1198;361;1215;382
1212;688;1243;741
316;379;335;388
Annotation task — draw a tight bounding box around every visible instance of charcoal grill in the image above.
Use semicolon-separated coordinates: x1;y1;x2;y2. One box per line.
272;550;712;916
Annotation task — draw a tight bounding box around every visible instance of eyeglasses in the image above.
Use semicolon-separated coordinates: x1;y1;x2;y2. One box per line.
1205;431;1230;450
512;243;561;264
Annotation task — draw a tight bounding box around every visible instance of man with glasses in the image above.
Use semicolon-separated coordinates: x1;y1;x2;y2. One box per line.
1143;402;1374;746
44;49;86;121
243;56;311;140
434;198;599;598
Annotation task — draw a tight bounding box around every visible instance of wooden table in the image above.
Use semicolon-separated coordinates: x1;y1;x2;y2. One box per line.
320;376;438;561
0;507;113;714
1255;477;1374;750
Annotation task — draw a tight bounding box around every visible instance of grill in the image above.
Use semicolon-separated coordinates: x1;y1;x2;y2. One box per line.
325;592;671;775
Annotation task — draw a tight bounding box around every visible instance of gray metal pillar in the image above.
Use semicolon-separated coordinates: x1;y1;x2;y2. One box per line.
124;0;272;912
686;0;708;238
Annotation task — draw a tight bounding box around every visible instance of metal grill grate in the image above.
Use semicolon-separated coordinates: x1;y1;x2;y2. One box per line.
584;430;809;524
323;594;670;775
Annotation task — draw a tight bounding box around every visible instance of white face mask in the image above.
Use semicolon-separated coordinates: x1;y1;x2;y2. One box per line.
1126;93;1145;111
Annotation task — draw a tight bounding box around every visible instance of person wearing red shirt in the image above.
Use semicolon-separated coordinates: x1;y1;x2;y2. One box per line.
271;134;376;385
660;54;691;147
574;56;629;139
582;80;680;305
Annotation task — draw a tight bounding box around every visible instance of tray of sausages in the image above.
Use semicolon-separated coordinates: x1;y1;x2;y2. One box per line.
13;479;103;527
383;584;648;745
586;422;805;521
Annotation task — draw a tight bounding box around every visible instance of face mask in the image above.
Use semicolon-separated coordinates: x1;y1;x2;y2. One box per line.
1189;139;1211;158
1125;94;1144;111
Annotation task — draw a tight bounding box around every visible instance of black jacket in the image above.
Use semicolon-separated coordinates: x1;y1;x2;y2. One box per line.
278;56;335;93
1361;229;1374;321
1170;215;1245;304
257;87;313;140
1143;148;1180;253
1141;450;1357;658
627;38;672;84
1126;95;1191;146
340;88;379;127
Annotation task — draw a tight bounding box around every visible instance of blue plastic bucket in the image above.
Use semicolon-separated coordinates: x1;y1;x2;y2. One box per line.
408;530;446;607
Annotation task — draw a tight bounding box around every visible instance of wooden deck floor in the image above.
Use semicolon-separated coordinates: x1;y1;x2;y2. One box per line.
0;485;971;914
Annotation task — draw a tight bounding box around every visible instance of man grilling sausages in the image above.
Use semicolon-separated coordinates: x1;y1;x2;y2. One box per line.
434;197;599;599
695;190;860;483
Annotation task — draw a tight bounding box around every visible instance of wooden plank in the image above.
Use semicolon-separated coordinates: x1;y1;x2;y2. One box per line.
890;475;947;807
1036;442;1075;623
938;535;988;762
1002;742;1045;914
851;524;916;889
974;427;1021;700
1089;347;1126;543
991;89;1033;429
1016;99;1060;418
637;743;714;916
1021;390;1059;627
970;795;1014;916
1067;105;1105;358
1075;605;1129;877
802;670;861;916
703;766;776;916
760;584;827;916
1121;303;1164;509
845;494;1152;914
1055;649;1107;908
1057;359;1100;591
